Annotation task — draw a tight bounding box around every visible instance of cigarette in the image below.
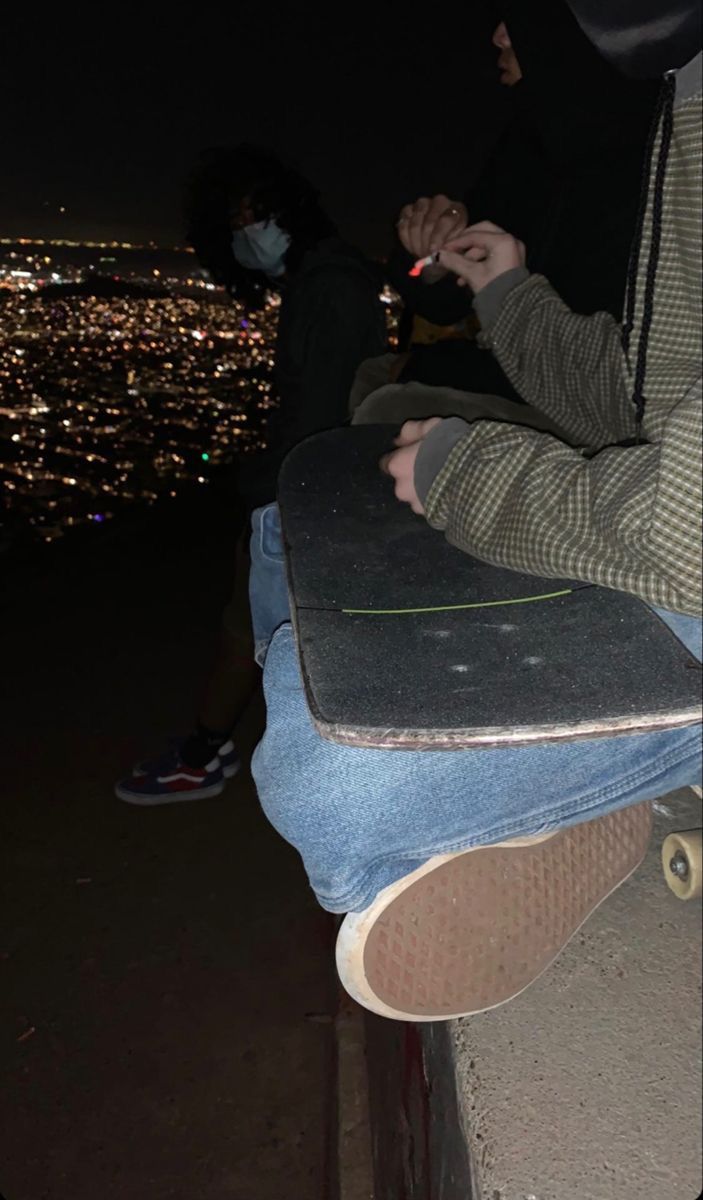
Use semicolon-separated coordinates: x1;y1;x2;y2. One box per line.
408;251;441;277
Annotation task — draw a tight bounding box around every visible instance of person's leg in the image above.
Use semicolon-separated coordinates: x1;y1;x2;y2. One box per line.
347;353;401;419
251;615;700;1018
334;800;654;1020
252;621;701;913
246;496;702;914
115;526;260;805
351;381;574;441
245;489;701;1015
195;528;260;739
247;503;291;665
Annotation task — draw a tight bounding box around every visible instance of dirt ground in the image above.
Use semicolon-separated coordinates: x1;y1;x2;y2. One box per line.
1;491;338;1200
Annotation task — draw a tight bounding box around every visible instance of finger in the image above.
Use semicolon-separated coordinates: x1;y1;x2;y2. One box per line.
464;220;506;234
429;212;468;253
443;222;509;247
394;417;441;447
437;248;485;286
394;477;415;502
385;443;417;482
420;194;453;252
393;478;425;515
425;201;468;254
407;197;431;258
442;230;502;254
426;199;468;252
382;446;410;481
394;419;425;446
393;474;421;506
396;204;415;253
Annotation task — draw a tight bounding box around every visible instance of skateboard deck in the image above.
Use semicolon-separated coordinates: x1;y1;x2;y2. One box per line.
277;427;702;750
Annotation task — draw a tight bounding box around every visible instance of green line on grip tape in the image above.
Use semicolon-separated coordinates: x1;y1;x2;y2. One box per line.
342;588;576;616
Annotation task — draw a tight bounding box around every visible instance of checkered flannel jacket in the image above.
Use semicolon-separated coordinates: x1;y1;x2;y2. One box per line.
425;61;702;617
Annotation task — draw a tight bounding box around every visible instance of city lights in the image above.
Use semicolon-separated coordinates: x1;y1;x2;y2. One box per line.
0;239;401;544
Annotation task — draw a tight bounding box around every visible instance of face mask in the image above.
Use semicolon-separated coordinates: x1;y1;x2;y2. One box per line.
231;219;291;277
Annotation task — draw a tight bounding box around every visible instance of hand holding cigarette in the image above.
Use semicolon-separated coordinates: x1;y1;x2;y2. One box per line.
433;222;526;293
397;194;468;278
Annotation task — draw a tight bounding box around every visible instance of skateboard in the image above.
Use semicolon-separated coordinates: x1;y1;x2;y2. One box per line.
277;426;702;752
661;785;702;901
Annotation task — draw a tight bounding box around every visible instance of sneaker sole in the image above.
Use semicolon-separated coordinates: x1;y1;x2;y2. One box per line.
132;760;240;781
114;780;226;806
335;802;652;1022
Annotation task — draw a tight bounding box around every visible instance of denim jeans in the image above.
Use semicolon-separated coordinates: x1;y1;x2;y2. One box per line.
249;504;702;913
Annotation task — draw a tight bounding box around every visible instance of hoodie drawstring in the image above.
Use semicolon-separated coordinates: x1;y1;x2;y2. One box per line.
622;71;677;442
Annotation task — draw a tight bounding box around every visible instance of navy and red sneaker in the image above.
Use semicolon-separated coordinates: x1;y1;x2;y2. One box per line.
132;737;240;782
115;746;230;806
208;738;240;780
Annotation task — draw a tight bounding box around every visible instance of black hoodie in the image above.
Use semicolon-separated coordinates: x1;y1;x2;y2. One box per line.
237;237;387;509
389;0;659;397
565;0;701;78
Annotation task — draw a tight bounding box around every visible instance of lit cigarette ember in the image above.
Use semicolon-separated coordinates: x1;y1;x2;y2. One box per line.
408;251;441;277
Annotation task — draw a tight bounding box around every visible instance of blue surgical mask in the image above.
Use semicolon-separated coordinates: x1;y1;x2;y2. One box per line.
231;219;291;277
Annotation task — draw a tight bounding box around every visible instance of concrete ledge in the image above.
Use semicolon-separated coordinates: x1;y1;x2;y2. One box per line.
450;787;702;1200
363;1014;473;1198
336;990;375;1200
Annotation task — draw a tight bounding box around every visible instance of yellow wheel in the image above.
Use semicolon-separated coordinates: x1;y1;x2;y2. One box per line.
662;830;703;900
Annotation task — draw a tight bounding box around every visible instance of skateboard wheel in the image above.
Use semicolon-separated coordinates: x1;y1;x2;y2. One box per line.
661;830;702;901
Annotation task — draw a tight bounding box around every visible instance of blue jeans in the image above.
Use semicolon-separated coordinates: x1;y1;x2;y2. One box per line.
249;504;702;913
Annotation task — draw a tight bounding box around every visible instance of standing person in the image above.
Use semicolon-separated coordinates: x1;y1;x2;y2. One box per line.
248;6;702;1020
380;0;659;402
115;146;387;804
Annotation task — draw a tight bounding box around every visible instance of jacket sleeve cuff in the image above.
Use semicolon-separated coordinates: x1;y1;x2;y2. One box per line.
473;267;530;332
414;418;471;507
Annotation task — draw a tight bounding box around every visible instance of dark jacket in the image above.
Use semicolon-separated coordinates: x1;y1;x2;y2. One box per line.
565;0;700;78
273;238;386;446
239;238;387;508
388;0;659;398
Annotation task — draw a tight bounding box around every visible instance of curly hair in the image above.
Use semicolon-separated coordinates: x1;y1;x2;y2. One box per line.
185;144;337;307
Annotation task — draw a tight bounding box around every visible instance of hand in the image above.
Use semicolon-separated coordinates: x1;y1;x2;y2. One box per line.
379;418;443;514
397;194;468;263
439;221;526;293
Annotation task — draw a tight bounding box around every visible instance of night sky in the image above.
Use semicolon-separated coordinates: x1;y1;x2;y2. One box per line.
4;5;508;254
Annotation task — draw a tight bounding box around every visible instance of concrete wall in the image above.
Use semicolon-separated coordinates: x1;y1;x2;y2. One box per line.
449;788;702;1200
364;1015;473;1198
